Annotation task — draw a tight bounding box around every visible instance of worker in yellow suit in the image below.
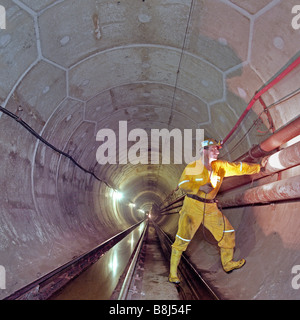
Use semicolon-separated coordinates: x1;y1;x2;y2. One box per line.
169;139;262;284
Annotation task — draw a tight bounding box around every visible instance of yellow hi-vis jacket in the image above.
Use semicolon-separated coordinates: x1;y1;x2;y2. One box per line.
178;159;261;200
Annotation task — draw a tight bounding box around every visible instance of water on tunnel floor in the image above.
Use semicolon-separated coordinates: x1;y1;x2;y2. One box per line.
50;222;146;300
125;223;180;300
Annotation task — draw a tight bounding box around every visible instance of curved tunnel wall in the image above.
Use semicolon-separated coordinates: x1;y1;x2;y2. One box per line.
0;0;300;299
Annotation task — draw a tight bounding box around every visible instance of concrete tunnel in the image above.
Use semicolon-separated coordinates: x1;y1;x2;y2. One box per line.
0;0;300;300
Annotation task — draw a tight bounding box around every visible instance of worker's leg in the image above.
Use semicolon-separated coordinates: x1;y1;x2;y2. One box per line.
169;247;182;284
169;201;203;283
203;205;245;272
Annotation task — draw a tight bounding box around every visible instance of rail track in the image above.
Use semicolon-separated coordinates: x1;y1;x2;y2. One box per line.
114;220;219;301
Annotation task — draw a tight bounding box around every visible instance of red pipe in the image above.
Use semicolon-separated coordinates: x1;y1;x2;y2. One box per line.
236;115;300;162
222;55;300;145
260;116;300;152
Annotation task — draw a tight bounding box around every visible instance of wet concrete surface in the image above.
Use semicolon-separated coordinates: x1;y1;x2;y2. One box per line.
126;223;181;300
50;222;146;300
50;221;180;300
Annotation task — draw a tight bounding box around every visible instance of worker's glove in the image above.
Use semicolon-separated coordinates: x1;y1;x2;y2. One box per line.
260;156;268;172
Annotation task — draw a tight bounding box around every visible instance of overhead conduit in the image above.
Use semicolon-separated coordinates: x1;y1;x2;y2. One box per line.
218;136;300;207
235;115;300;163
162;138;300;212
214;55;300;208
218;175;300;208
219;116;300;193
221;54;300;146
161;56;300;211
218;141;300;207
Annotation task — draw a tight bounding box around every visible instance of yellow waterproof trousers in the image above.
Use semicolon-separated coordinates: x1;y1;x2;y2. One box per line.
172;197;235;252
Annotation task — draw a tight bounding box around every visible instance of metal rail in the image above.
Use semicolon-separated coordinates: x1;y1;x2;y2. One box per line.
153;221;220;300
4;220;145;300
113;219;220;300
118;220;148;300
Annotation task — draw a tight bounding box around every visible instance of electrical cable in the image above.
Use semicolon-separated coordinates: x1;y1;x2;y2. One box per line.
222;54;300;145
0;105;114;189
266;86;300;109
223;86;300;157
220;84;300;159
219;109;268;159
168;0;195;126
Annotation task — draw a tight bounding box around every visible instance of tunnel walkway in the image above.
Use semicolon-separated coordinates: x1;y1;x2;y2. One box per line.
118;222;181;300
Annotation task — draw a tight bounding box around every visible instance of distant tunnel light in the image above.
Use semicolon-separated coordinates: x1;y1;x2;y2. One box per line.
112;190;123;201
138;209;145;214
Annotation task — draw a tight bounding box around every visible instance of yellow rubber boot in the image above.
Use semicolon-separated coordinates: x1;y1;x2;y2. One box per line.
220;248;246;273
168;248;182;283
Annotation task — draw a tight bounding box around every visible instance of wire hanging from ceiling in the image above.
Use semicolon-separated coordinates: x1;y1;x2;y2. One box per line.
0;105;115;190
168;0;195;126
219;86;300;159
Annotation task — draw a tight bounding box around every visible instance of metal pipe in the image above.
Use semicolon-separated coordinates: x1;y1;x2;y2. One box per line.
236;115;300;162
118;220;148;300
263;140;300;173
260;116;300;152
220;141;300;193
218;175;300;208
222;55;300;145
161;125;300;209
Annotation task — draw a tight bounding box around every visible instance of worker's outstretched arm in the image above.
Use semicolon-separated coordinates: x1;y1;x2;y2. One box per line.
212;160;260;177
